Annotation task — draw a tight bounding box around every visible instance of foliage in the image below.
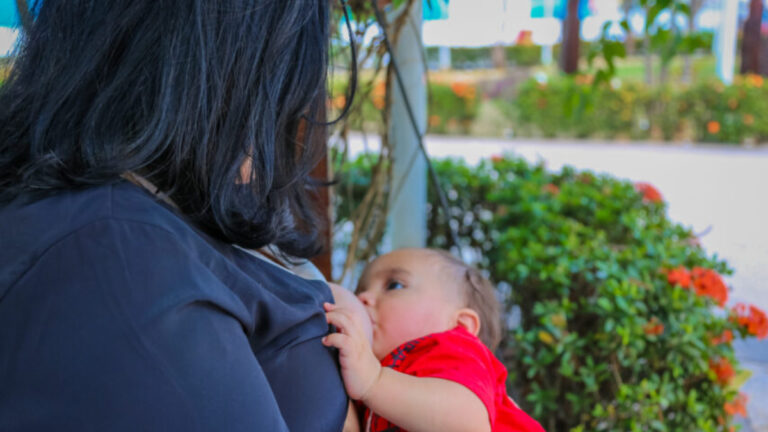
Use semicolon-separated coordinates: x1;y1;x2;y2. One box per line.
681;75;768;144
506;45;544;67
335;155;765;431
427;82;479;134
425;45;543;69
330;79;480;135
513;75;652;140
512;74;768;144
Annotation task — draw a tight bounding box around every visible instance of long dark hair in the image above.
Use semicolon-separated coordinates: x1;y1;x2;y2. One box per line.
0;0;331;258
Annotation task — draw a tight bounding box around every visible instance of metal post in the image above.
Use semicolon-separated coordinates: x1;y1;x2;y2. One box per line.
438;45;452;69
717;0;739;84
389;0;427;249
541;0;555;66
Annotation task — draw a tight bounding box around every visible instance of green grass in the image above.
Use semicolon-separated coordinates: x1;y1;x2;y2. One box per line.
533;54;720;85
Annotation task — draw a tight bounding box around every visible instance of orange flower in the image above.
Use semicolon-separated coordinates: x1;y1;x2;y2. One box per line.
428;115;442;128
691;267;728;306
542;183;560;195
728;99;739;109
643;317;665;336
724;393;748;417
707;121;721;135
490;154;503;163
332;95;347;110
709;357;735;385
574;74;594;86
666;267;692;289
711;330;734;345
372;81;387;110
634;182;663;204
450;82;470;98
743;114;755;125
732;303;768;339
746;74;764;88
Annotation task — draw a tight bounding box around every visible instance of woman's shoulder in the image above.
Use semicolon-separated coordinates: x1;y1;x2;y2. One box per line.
0;181;332;337
0;182;193;286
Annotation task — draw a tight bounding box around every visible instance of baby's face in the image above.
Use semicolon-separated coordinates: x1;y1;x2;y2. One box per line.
356;249;464;359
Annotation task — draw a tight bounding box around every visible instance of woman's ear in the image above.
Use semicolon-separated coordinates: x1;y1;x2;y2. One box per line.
455;308;481;337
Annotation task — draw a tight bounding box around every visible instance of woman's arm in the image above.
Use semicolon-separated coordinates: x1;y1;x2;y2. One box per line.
323;304;491;432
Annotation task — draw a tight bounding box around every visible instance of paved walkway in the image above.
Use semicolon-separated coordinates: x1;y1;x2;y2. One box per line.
345;134;768;429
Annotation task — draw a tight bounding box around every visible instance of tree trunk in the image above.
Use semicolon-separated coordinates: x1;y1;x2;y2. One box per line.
740;0;764;74
492;44;507;69
683;0;702;84
15;0;32;33
761;35;768;76
623;0;635;56
659;5;678;84
560;0;580;74
644;37;653;85
643;2;653;86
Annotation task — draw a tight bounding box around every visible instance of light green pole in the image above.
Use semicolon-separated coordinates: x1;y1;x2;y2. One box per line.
388;0;427;249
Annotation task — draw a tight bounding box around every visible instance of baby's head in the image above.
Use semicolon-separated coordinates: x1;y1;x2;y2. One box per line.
355;248;501;359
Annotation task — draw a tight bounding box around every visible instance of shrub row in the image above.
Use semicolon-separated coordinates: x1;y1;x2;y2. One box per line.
512;74;768;144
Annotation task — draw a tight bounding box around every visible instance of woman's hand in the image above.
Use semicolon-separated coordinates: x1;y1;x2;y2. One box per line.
322;302;382;401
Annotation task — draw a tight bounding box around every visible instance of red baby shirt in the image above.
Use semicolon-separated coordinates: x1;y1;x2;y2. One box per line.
362;326;545;432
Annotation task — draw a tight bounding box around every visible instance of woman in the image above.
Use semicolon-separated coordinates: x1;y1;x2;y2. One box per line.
0;1;347;430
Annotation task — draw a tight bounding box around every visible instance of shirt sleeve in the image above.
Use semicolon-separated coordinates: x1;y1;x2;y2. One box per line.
404;329;499;424
0;219;289;432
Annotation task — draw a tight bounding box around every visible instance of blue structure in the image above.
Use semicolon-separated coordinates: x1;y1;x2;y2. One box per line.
531;0;591;20
0;0;21;27
0;0;39;28
423;0;449;21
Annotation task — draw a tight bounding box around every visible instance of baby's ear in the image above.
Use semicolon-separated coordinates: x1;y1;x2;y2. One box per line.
455;308;481;338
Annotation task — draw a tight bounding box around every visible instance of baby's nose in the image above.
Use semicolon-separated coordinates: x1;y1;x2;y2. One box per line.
357;290;374;306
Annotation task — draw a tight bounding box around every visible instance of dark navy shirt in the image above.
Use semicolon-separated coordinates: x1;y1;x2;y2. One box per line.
0;182;347;431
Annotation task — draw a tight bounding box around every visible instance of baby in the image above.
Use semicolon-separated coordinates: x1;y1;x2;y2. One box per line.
324;248;545;432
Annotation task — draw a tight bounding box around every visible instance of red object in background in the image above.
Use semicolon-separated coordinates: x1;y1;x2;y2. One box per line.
732;303;768;339
724;393;749;417
542;183;560;195
634;182;663;203
691;267;729;306
711;330;734;345
666;267;692;289
643;317;665;336
710;357;735;385
516;30;533;46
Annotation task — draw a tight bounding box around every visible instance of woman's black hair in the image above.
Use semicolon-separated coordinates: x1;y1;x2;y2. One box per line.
0;0;334;258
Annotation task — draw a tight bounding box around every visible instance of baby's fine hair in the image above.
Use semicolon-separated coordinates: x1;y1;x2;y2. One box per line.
430;250;503;351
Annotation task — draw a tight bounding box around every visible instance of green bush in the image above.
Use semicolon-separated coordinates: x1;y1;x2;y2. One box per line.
513;76;651;139
682;76;768;144
426;45;543;69
506;45;542;67
427;82;479;134
512;74;768;144
330;79;480;134
335;155;764;431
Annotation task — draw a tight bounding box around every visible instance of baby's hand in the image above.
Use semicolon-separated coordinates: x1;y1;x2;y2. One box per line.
322;302;382;401
328;283;373;345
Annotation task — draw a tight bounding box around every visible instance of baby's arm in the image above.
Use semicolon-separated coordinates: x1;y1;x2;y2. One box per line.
323;304;491;432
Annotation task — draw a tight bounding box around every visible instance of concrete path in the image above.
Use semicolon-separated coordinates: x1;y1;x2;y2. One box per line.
344;133;768;428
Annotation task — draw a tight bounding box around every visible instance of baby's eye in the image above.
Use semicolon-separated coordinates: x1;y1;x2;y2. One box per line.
386;280;404;291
